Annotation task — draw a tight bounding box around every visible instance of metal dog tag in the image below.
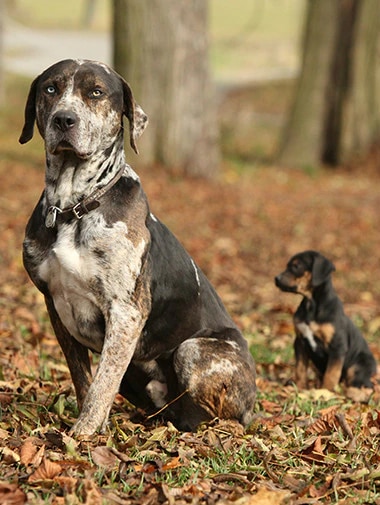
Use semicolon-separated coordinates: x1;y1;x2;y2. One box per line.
45;206;60;228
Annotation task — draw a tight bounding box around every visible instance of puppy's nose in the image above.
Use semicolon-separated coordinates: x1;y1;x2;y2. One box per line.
53;110;77;131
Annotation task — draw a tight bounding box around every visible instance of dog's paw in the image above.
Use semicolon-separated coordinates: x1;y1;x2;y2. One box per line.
70;415;106;436
345;386;373;403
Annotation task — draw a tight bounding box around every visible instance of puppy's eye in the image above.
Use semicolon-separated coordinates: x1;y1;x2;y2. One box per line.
45;85;56;95
89;89;103;98
291;262;304;275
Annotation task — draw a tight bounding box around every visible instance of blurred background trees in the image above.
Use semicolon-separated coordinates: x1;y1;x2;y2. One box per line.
111;0;380;175
278;0;380;169
1;0;380;175
0;1;4;105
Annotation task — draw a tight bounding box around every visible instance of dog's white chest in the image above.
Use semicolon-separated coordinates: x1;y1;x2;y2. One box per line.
37;219;146;352
38;224;104;350
52;232;82;274
296;322;318;351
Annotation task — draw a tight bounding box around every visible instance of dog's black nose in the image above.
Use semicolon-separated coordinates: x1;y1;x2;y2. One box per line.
53;111;77;131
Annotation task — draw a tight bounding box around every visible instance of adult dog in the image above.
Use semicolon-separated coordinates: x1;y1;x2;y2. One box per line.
19;59;256;435
275;250;376;401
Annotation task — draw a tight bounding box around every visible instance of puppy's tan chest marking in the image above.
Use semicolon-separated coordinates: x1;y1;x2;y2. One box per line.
309;322;335;346
296;321;335;350
38;217;147;351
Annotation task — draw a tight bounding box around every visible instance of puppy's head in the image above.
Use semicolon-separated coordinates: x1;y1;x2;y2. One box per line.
19;59;148;158
275;250;335;298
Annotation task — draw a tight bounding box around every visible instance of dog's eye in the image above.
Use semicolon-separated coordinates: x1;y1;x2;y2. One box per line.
89;89;103;98
291;262;304;275
45;85;56;95
290;262;299;273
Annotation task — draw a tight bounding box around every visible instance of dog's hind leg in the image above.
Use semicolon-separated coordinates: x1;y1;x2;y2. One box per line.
171;334;256;431
345;353;377;402
119;360;170;412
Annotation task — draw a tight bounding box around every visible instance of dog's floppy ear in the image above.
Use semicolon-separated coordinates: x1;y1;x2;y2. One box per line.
19;76;39;144
122;79;148;155
311;254;335;287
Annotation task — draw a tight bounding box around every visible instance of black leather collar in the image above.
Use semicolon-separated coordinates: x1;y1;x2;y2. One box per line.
45;166;125;228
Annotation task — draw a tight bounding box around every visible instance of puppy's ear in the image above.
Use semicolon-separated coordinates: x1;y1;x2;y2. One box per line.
122;79;148;154
311;254;335;286
19;76;39;144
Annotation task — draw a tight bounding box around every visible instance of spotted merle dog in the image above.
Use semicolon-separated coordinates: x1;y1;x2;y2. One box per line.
19;59;256;435
275;250;376;401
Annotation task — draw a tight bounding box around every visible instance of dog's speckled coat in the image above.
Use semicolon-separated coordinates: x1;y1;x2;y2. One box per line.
20;59;256;435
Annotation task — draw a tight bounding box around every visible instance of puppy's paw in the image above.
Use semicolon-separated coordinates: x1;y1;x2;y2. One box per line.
346;386;373;403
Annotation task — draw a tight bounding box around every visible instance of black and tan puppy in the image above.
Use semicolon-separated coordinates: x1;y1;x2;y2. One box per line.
275;250;376;400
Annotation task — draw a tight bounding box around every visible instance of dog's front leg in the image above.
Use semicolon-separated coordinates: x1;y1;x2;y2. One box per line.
322;354;344;390
45;295;92;409
294;335;309;389
70;303;145;436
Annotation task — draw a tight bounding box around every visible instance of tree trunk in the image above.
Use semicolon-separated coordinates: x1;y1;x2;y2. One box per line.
277;0;380;169
0;1;4;105
277;0;340;169
339;0;380;163
112;0;219;178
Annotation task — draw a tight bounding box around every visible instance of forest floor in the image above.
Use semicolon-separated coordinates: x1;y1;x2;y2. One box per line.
1;76;380;504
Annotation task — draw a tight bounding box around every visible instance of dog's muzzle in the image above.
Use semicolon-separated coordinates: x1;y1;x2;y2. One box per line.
275;274;297;293
53;110;78;132
48;110;89;157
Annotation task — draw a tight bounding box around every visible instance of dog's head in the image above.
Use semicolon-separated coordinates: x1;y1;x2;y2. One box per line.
275;250;335;298
19;59;148;158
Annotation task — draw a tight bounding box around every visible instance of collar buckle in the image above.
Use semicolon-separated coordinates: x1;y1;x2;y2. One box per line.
72;202;85;220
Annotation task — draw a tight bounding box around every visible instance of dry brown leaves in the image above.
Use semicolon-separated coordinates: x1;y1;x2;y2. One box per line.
2;145;380;503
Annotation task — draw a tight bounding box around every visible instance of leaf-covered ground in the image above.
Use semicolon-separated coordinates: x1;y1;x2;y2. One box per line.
1;80;380;504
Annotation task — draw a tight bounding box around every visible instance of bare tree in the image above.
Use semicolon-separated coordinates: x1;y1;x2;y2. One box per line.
113;0;219;177
0;1;5;105
278;0;380;168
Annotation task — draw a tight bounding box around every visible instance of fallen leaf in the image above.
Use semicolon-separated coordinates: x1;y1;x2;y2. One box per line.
300;435;327;464
0;482;26;505
368;316;380;334
54;476;77;494
28;458;62;482
1;446;20;464
161;456;182;471
340;467;370;482
260;400;283;415
219;485;290;504
0;393;13;406
82;479;102;505
20;437;38;466
309;475;333;498
299;388;340;401
30;444;45;468
0;427;10;439
109;446;136;464
13;307;38;323
91;446;118;469
309;420;331;438
361;410;380;435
